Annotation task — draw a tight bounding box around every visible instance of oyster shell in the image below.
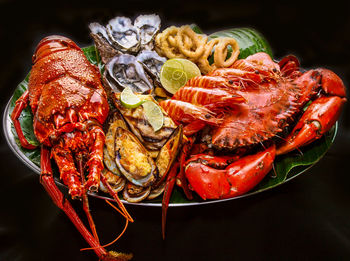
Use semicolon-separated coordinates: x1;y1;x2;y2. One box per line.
114;127;157;187
107;17;140;53
134;14;161;50
104;53;153;94
137;50;166;82
89;22;119;64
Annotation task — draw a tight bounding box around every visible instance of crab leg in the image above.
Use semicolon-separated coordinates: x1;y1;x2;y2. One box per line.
10;90;37;149
185;145;276;200
40;146;117;260
276;96;346;155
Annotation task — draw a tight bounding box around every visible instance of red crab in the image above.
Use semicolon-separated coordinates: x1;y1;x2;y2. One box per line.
160;52;346;200
11;35;132;260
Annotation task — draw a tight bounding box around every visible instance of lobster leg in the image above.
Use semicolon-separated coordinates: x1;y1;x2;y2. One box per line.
52;145;82;199
10;90;37;149
185;145;275;200
40;146;119;260
276;96;346;155
85;125;105;192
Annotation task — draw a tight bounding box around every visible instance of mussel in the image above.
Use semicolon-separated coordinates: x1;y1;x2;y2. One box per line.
104;54;153;94
100;169;126;194
123;182;152;203
114;93;178;152
114;127;157;187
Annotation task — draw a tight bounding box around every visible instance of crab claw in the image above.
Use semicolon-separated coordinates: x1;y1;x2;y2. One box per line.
185;145;275;200
277;96;346;155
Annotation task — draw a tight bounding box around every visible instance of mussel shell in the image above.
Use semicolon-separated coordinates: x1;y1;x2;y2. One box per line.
100;169;126;193
104;146;122;176
147;181;166;200
107;17;140;53
134;14;161;49
114;127;157;187
114;94;178;151
123;182;151;203
137;50;166;81
104;53;153;94
155;125;183;185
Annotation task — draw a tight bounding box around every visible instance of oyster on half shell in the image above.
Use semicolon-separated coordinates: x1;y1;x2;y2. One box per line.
104;53;153;94
106;17;140;53
137;50;166;83
134;14;161;50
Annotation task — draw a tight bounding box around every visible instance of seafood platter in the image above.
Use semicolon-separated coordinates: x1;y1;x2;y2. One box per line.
3;14;346;260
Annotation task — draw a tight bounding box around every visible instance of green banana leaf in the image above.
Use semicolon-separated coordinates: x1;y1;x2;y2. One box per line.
8;44;337;205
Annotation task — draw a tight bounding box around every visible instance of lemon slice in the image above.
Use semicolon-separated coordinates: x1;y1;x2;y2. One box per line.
142;101;164;132
160;58;201;94
120;87;143;108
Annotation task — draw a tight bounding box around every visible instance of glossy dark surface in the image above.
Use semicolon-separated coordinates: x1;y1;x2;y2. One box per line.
1;1;350;260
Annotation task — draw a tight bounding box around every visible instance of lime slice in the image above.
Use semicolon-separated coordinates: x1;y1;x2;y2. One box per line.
160;58;201;94
142;101;164;132
120;87;143;108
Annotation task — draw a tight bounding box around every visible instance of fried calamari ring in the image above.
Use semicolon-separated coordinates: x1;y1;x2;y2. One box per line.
213;37;240;68
197;38;220;74
176;26;207;60
155;26;185;58
155;26;240;74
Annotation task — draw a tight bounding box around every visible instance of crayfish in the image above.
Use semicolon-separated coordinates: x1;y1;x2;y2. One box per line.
11;35;133;260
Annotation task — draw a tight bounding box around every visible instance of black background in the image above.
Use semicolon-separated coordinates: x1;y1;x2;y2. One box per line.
1;0;350;260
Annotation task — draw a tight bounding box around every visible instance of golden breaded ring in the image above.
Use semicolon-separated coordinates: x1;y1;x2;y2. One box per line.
176;26;207;59
197;38;220;74
214;37;240;68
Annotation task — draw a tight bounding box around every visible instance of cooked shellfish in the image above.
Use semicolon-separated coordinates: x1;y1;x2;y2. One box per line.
107;17;140;53
114;127;157;187
103;53;153;94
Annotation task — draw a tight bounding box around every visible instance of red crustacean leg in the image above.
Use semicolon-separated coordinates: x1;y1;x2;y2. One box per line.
40;146;121;261
85;125;105;192
277;68;347;155
51;145;82;199
276;96;346;155
162;162;179;240
10;90;37;150
185;145;276;200
177;137;195;200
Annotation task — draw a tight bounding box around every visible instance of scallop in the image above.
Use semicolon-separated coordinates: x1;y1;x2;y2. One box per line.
114;127;157;187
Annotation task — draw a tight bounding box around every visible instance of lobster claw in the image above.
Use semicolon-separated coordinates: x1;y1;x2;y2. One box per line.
185;145;275;200
276;96;346;155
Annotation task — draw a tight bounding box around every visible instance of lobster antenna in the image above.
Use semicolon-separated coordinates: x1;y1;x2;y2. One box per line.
80;200;129;251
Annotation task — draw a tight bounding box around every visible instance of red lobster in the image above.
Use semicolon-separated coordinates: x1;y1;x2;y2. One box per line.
11;35;132;260
160;52;346;200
